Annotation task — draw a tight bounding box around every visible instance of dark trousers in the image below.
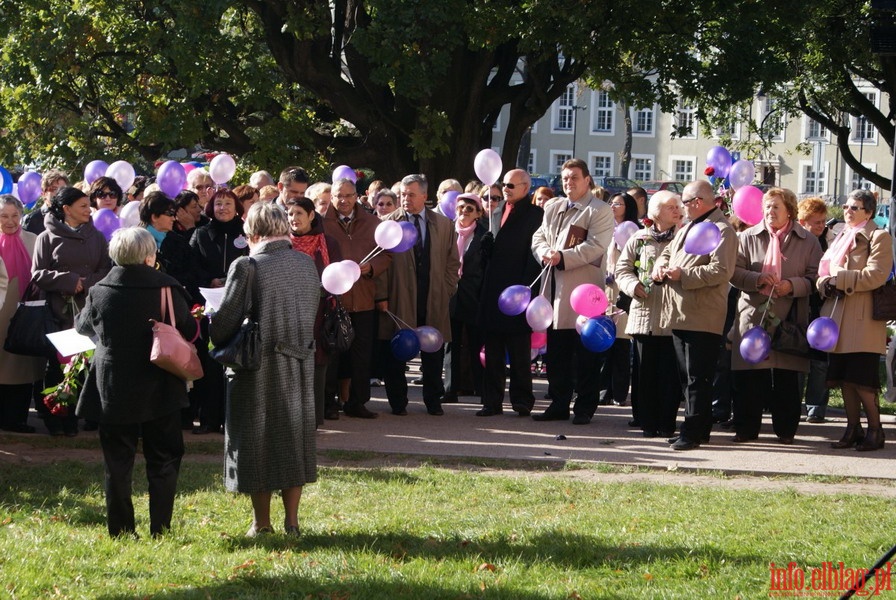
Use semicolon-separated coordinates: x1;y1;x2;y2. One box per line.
445;318;483;396
384;346;445;411
733;368;801;439
630;342;641;422
0;383;34;429
672;329;721;443
599;338;632;404
545;328;606;418
634;335;681;434
325;310;375;411
482;330;534;411
711;344;734;421
98;410;184;537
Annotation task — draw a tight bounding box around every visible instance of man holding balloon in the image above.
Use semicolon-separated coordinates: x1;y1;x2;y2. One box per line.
651;180;737;450
531;158;615;425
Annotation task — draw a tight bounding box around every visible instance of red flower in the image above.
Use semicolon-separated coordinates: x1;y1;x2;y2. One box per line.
641;217;654;228
704;166;715;176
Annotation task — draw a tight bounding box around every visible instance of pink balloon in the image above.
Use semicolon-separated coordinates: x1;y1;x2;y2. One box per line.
531;331;548;349
321;262;354;295
569;284;608;318
479;345;486;367
474;149;502;186
341;260;361;282
732;185;764;226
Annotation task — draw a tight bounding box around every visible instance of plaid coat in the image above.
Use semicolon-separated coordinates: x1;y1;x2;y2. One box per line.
210;240;320;493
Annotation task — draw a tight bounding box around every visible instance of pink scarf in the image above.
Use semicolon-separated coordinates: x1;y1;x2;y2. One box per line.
0;227;32;300
455;221;477;276
819;220;868;277
761;220;792;288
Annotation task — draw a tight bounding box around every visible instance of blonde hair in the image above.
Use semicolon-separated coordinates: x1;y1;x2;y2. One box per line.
243;201;289;238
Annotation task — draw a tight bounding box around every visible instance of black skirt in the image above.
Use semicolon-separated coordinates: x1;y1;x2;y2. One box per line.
826;352;881;390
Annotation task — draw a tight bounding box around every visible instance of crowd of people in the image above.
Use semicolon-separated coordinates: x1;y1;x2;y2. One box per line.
0;158;893;537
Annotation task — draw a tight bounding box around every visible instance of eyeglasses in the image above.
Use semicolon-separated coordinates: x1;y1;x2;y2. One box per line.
489;195;502;202
162;209;177;217
681;196;701;205
609;203;624;208
95;191;117;200
457;205;477;214
843;204;865;212
335;193;357;201
501;182;525;190
195;184;216;192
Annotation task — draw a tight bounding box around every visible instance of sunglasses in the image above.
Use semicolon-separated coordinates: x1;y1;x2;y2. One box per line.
457;205;478;213
681;196;701;205
843;204;865;212
501;182;524;190
95;191;117;200
195;184;216;191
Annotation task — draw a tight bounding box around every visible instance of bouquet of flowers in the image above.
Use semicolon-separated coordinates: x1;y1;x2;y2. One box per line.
42;351;92;417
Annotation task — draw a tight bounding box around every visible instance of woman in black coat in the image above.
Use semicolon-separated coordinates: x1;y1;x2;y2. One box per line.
444;193;488;401
189;189;249;288
76;227;198;538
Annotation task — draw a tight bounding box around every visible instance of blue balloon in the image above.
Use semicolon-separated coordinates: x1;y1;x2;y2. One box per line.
392;221;418;253
580;316;615;353
0;166;12;194
391;329;420;361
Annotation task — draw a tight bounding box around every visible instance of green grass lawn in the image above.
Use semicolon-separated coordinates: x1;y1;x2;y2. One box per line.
1;459;893;599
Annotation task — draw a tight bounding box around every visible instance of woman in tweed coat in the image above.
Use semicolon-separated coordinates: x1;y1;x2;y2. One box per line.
210;203;320;536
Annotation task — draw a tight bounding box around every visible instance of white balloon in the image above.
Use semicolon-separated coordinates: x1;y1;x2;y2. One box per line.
525;295;554;331
374;220;403;250
106;160;136;193
118;200;141;227
474;149;503;186
321;262;354;295
341;259;361;283
209;154;236;184
575;315;589;335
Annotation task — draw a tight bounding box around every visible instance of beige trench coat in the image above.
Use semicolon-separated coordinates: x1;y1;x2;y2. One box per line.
729;221;823;371
616;227;678;337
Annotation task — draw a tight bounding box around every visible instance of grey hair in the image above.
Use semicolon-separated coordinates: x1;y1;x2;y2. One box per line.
186;167;211;187
848;188;877;216
401;173;428;194
109;227;157;266
332;178;356;192
647;190;683;221
244;201;290;238
305;182;332;201
0;194;24;216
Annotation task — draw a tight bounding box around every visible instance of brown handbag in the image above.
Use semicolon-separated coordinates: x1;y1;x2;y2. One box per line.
872;276;896;321
150;287;204;381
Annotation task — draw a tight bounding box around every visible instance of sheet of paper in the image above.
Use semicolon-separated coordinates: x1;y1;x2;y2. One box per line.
199;287;226;313
46;329;96;357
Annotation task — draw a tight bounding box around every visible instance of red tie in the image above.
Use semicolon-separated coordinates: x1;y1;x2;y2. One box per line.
500;201;513;227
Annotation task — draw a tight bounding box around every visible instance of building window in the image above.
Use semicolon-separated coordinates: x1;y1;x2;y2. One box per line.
553;85;575;132
633;156;654;181
850;93;878;144
592;90;614;133
760;96;785;141
671;157;695;182
551;151;573;174
634;106;654;135
850;164;876;192
527;150;536;174
806;118;826;140
674;100;696;138
714;121;739;140
801;161;827;195
591;154;612;177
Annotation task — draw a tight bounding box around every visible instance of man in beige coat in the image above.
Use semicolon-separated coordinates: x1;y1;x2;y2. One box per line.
652;180;737;450
379;174;460;416
531;158;614;424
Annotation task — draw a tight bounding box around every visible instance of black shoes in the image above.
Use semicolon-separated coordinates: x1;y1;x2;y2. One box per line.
476;407;503;417
831;423;864;449
426;406;444;416
532;411;570;422
670;438;701;451
511;405;531;417
344;404;378;419
391;408;408;416
571;415;592;425
856;427;885;452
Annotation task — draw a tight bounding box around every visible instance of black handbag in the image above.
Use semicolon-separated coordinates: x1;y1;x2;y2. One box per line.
3;278;59;358
321;294;355;353
210;258;261;370
872;268;896;321
771;302;810;358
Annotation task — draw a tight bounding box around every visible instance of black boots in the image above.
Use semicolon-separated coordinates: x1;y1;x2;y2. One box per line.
830;423;865;449
856;427;885;452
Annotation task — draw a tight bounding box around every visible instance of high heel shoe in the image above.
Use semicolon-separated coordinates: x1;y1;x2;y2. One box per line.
856;427;885;452
830;423;865;449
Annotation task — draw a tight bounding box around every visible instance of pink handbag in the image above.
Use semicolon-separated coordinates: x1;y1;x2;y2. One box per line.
150;287;203;381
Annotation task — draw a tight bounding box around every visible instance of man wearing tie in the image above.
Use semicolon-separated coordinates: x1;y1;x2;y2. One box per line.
531;158;614;424
476;169;544;416
379;174;460;416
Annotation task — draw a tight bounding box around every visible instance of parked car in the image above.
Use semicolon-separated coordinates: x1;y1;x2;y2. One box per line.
641;180;684;196
593;176;640;195
530;174;564;197
874;202;890;228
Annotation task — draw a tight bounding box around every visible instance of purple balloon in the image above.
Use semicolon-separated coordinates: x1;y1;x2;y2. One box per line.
740;326;771;364
392;221;419;253
84;160;108;184
439;191;459;221
391;329;420;361
17;171;42;204
332;165;357;183
498;285;532;316
706;146;733;178
684;221;722;255
157;161;187;198
92;208;121;241
581;316;616;353
807;317;839;352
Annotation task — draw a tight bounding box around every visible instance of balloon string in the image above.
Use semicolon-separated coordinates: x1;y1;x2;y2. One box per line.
359;246;383;266
528;263;552;289
385;310;414;330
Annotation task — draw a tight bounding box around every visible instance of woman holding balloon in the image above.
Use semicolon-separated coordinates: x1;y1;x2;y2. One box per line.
729;187;822;445
817;189;892;451
615;190;683;437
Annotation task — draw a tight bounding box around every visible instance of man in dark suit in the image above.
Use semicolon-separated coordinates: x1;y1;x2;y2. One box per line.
477;169;544;416
379;174;460;416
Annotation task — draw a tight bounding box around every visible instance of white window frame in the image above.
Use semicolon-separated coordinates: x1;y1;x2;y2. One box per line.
527;150;537;174
669;155;696;182
589;90;615;135
713;121;740;141
551;84;576;134
589;152;614;178
632;105;655;137
803;115;829;141
799;159;828;195
550;150;573;174
759;96;786;142
632;154;655;181
847;163;877;192
849;90;879;145
674;100;697;139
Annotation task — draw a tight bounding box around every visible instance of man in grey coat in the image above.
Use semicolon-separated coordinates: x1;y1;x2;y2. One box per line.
652;179;737;450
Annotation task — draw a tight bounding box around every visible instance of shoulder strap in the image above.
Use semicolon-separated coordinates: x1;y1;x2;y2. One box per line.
161;286;177;327
244;257;256;317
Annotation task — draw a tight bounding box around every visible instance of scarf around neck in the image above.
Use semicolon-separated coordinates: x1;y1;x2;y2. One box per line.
819;220;868;277
0;227;31;299
455;220;477;276
761;220;793;287
291;231;331;268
